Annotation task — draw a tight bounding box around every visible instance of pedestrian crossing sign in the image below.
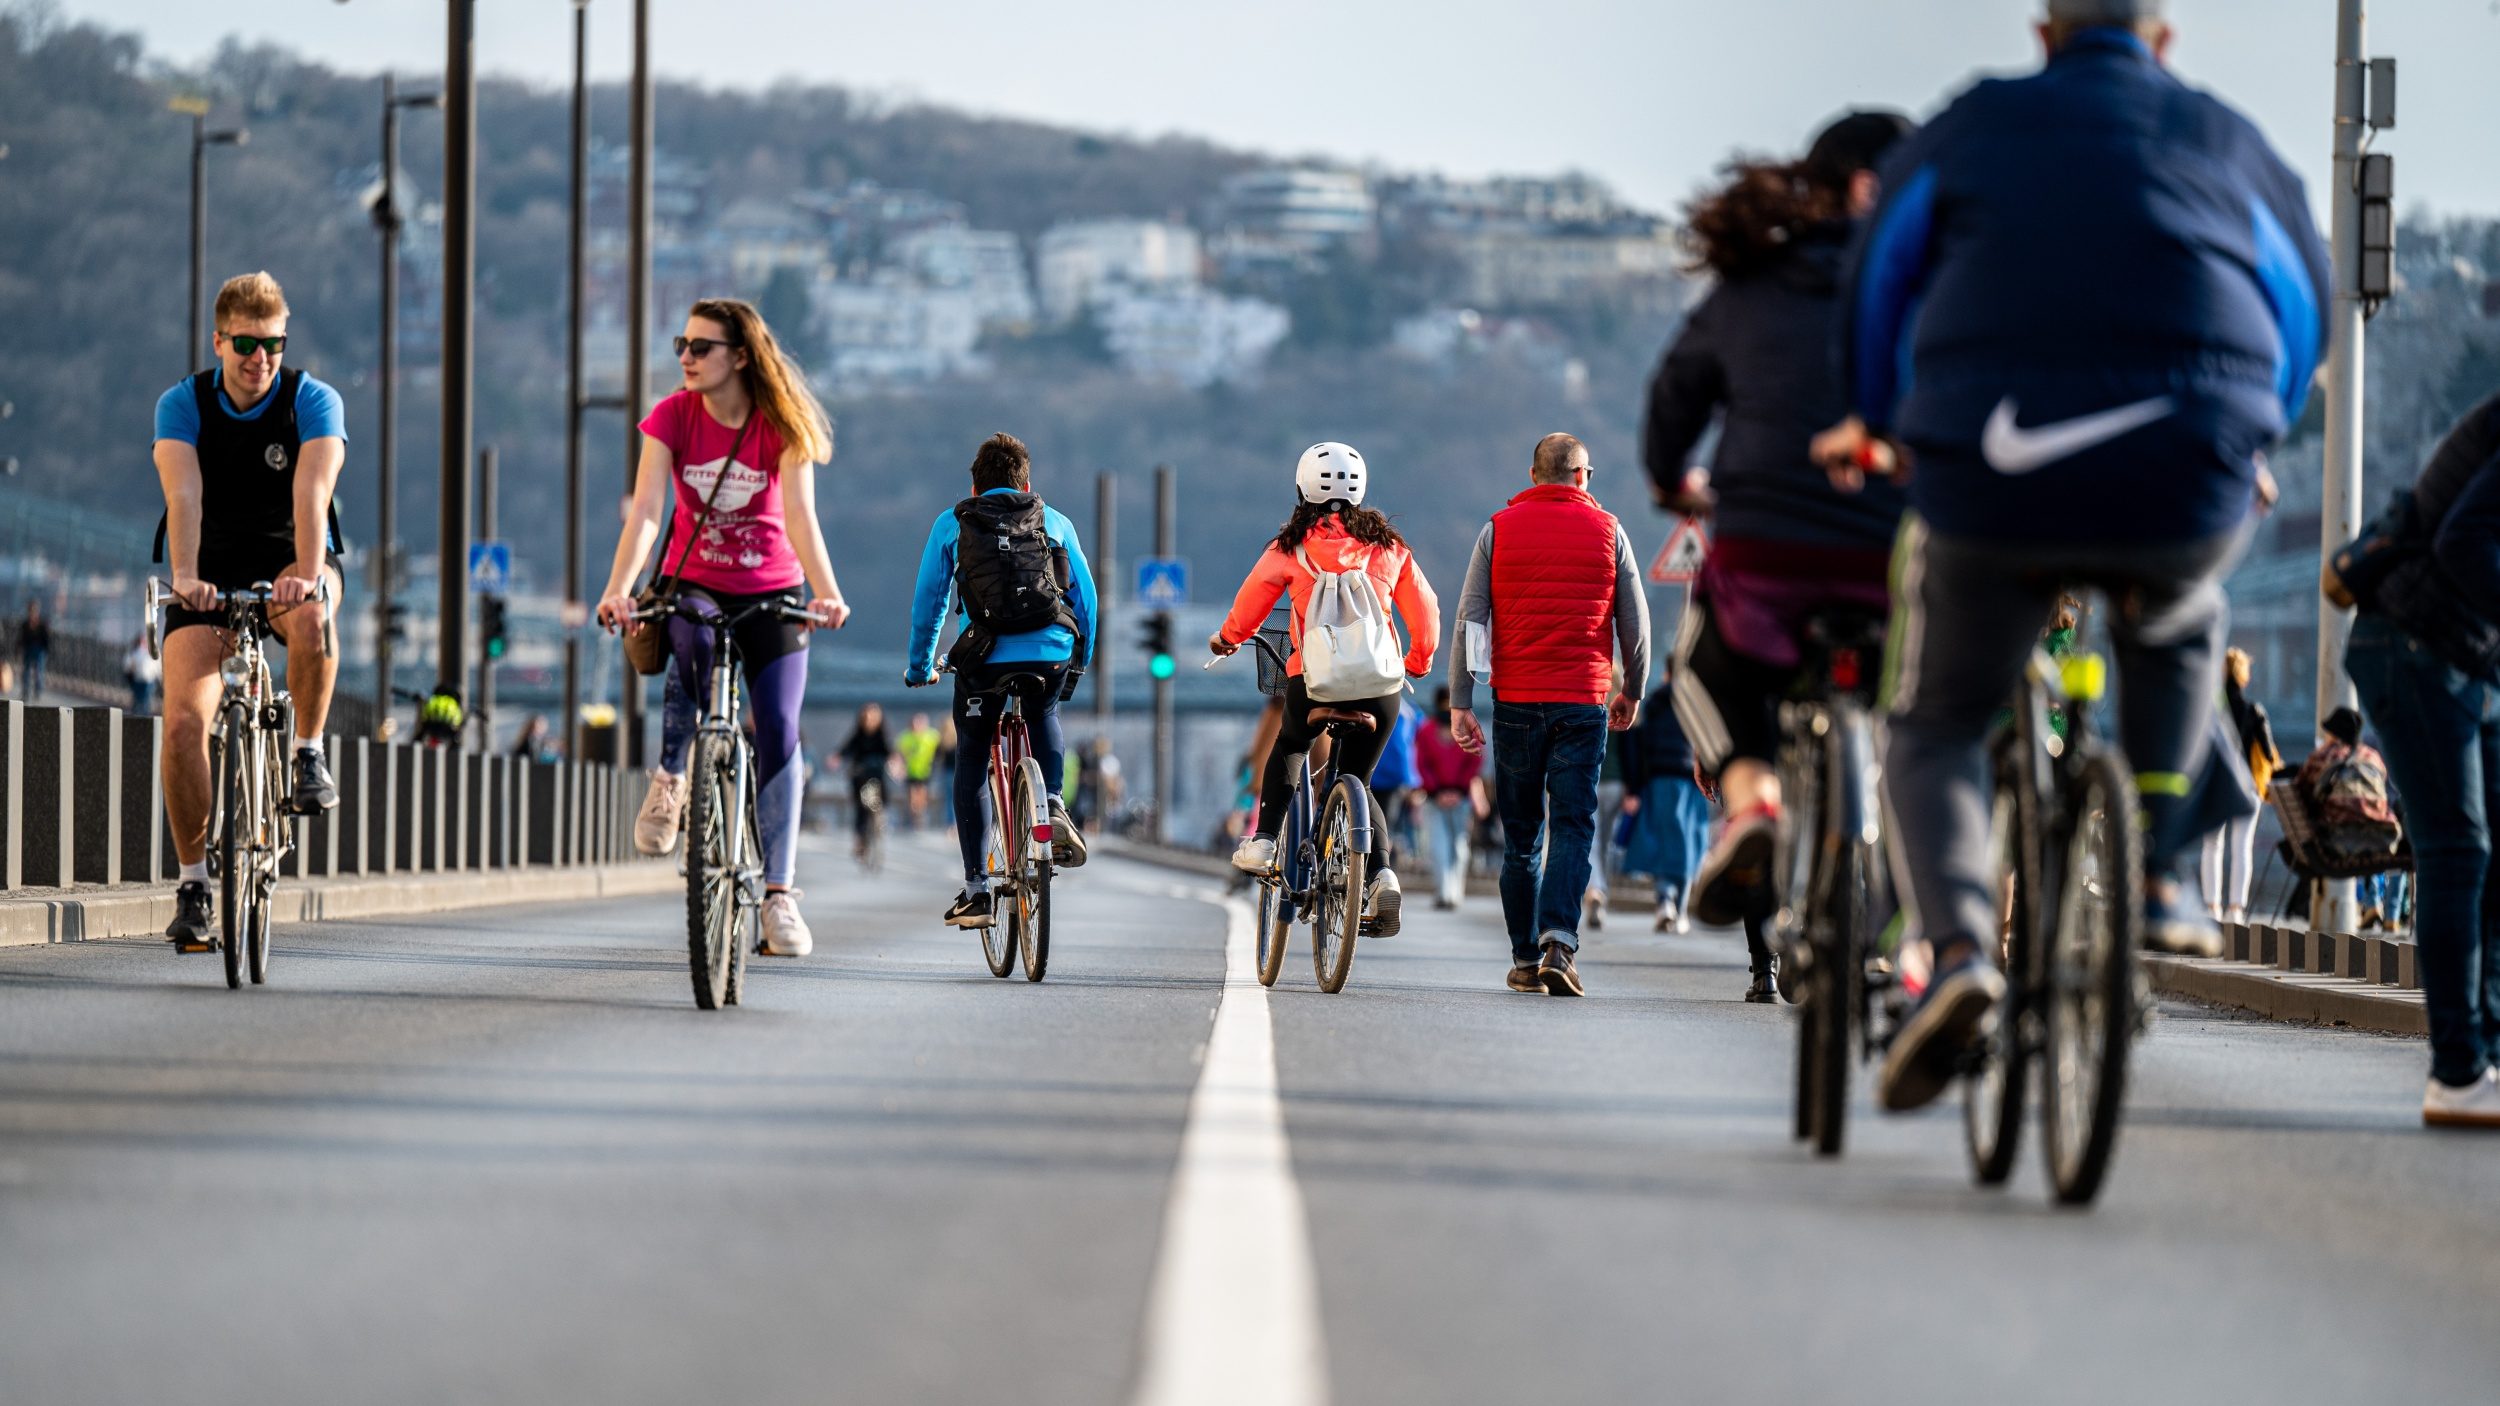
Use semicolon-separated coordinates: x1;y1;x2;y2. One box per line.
1649;521;1708;585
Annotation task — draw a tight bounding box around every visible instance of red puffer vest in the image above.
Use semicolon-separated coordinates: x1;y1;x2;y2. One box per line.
1489;483;1620;705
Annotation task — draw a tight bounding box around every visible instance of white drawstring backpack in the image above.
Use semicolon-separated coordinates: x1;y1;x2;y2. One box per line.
1294;544;1406;702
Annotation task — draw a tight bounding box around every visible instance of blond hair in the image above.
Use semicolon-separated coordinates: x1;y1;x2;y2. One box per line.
686;297;834;468
214;271;288;328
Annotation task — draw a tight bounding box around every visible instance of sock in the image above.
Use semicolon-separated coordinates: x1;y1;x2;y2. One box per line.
179;861;208;884
964;876;990;896
295;736;325;760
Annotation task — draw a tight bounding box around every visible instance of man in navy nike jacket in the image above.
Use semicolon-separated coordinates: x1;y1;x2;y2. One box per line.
1816;0;2329;1112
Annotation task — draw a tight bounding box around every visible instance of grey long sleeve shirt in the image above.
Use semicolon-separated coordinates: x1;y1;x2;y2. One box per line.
1447;515;1652;712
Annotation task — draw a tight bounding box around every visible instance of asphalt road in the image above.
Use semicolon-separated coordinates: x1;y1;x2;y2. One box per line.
4;831;2495;1406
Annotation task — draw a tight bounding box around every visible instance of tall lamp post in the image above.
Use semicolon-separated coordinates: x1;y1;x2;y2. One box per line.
436;0;477;723
174;98;247;371
372;75;440;731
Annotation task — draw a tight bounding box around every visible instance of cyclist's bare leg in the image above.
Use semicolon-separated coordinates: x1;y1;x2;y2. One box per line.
271;563;343;744
1718;758;1780;818
159;624;232;866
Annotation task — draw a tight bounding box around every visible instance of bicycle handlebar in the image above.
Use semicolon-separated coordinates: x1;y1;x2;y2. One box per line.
629;594;817;630
1204;632;1290;673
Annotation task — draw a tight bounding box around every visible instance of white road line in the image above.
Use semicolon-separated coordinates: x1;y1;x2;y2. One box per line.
1132;888;1329;1406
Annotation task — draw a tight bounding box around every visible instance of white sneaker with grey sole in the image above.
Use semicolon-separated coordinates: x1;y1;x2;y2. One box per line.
634;769;688;856
760;890;812;957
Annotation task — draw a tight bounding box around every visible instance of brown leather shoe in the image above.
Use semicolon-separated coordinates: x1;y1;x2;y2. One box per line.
1505;963;1543;993
1537;939;1584;997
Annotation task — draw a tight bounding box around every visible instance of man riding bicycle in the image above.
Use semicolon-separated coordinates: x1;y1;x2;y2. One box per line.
906;433;1098;929
150;272;348;952
1817;0;2329;1111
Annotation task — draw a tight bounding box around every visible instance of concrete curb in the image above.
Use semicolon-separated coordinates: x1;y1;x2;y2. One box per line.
2144;954;2428;1037
0;861;678;946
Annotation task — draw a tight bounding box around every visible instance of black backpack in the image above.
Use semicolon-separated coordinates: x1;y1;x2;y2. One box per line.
951;492;1077;662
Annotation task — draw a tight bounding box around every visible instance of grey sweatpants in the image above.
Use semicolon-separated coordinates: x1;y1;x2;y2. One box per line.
1880;515;2244;961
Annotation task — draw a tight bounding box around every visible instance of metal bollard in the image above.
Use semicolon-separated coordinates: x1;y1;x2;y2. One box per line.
120;713;164;885
70;707;122;887
19;706;73;888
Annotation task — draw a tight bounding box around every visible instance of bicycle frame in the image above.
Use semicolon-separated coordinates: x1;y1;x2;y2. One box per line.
985;692;1043;878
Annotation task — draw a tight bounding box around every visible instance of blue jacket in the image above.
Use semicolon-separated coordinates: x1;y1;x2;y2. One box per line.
907;488;1099;681
1840;30;2329;543
1369;700;1422;791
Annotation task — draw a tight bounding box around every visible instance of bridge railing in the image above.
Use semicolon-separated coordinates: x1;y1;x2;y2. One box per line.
0;698;647;895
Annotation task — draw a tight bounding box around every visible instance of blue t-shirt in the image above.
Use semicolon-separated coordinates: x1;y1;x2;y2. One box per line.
153;369;348;447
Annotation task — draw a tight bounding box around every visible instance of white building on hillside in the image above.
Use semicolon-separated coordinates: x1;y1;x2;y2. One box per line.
1214;167;1375;246
813;273;985;387
887;225;1036;330
1034;219;1201;324
1094;287;1290;389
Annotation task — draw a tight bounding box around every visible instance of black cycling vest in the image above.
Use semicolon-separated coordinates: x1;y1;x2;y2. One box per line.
154;367;340;563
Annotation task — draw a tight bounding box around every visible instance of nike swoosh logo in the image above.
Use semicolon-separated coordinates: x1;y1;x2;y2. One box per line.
1979;395;2175;475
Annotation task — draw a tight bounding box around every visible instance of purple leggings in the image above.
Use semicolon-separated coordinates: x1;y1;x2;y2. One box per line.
657;589;808;889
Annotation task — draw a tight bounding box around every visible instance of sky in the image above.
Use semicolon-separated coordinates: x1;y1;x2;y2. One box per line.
43;0;2500;221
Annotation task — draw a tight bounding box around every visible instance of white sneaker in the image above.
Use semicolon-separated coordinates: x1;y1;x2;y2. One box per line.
1583;886;1608;931
2422;1069;2500;1129
1231;835;1278;874
634;769;688;856
1654;896;1681;934
1362;868;1402;937
760;890;813;957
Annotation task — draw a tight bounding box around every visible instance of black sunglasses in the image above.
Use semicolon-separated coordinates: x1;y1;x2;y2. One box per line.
673;335;739;359
226;333;287;357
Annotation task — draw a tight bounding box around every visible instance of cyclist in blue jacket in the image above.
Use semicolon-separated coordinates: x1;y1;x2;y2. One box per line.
907;433;1099;930
1816;0;2330;1112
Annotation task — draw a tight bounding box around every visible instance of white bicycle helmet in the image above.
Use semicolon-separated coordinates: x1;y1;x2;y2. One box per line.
1295;441;1367;508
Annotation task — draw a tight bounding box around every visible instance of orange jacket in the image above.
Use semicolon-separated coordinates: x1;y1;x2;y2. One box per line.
1217;517;1439;681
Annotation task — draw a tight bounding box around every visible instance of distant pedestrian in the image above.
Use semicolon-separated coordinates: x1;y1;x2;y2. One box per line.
1415;686;1482;911
1369;696;1423;869
1450;432;1653;995
1620;670;1708;935
16;600;50;699
510;712;559;763
2201;647;2278;922
124;631;161;714
898;713;941;828
2332;385;2500;1126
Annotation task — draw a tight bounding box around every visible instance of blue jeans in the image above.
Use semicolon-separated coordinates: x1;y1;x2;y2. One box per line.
1424;795;1473;906
1492;700;1609;963
2346;614;2500;1087
1622;774;1710;906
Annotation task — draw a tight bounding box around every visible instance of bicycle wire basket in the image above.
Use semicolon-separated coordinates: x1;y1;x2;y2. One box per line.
1254;627;1292;699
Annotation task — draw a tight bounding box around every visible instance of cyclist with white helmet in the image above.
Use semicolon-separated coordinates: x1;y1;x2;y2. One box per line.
1210;443;1441;935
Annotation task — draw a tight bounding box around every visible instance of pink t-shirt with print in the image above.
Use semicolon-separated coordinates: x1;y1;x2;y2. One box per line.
640;390;805;596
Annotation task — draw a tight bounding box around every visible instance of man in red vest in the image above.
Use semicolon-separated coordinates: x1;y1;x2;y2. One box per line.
1451;433;1653;994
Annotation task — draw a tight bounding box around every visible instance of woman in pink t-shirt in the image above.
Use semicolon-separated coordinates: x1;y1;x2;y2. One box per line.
597;298;851;957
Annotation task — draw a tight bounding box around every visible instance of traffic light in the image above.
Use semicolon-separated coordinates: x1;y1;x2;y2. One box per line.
1139;612;1175;681
481;594;508;661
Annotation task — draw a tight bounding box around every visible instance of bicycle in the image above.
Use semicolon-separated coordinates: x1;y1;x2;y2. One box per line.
145;575;333;990
1962;646;2144;1206
934;660;1057;983
852;771;887;875
1207;630;1381;993
1769;607;1892;1157
631;592;816;1011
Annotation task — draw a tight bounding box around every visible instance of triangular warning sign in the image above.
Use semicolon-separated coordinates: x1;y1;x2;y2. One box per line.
1649;520;1709;585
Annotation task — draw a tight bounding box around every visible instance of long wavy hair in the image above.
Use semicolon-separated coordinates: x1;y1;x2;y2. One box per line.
1681;110;1912;279
687;297;834;467
1272;500;1404;555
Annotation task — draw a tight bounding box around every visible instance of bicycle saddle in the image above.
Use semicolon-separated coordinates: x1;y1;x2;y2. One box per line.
1308;707;1377;731
981;672;1053;697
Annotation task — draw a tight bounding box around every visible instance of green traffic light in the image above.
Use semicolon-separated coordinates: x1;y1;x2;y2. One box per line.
1149;653;1176;681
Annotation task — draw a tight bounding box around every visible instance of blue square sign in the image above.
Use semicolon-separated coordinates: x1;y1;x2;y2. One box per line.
1136;557;1189;610
468;541;511;595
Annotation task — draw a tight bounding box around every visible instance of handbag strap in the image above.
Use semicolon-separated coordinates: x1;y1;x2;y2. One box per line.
651;411;757;595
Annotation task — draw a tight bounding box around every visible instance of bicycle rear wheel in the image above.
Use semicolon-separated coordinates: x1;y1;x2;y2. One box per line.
2042;749;2142;1206
979;797;1018;977
683;734;741;1011
1806;845;1865;1159
1312;786;1363;993
217;702;251;990
1014;759;1052;982
1964;758;2032;1185
1254;876;1289;987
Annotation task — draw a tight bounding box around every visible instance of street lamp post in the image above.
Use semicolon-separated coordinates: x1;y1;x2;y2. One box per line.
374;75;440;734
621;0;654;768
176;99;247;372
437;0;477;723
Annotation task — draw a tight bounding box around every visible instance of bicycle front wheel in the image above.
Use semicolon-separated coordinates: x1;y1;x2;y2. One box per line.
683;735;742;1011
1311;786;1363;993
2042;749;2143;1206
217;701;251;990
1014;759;1052;982
1964;755;2032;1185
1254;876;1289;988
